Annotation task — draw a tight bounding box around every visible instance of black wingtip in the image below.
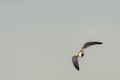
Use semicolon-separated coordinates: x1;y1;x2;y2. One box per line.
93;42;103;44
74;63;79;71
76;67;79;71
98;42;103;44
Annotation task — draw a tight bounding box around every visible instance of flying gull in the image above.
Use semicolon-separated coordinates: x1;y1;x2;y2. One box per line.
72;41;103;71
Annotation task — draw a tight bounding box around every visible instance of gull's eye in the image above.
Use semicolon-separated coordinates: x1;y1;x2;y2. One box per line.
81;53;84;57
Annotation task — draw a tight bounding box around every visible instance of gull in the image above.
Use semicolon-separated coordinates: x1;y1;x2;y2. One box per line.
72;41;103;71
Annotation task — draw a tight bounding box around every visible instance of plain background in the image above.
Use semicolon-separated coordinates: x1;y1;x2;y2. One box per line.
0;0;120;80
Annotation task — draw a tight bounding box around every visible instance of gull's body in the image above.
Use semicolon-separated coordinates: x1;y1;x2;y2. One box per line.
72;41;103;71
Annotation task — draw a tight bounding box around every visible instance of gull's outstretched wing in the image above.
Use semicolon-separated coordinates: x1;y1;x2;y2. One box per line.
72;56;79;71
82;41;103;49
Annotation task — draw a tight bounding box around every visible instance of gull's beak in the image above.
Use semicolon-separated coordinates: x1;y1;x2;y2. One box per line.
72;56;79;71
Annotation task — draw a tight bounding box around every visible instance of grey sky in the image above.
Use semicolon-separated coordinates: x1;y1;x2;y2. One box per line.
0;0;120;80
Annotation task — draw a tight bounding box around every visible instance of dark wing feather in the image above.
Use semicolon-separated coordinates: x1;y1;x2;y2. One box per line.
72;56;79;71
82;41;103;49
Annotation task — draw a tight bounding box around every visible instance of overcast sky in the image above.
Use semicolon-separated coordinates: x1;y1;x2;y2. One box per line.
0;0;120;80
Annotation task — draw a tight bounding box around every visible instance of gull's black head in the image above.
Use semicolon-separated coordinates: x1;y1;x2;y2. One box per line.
72;56;79;71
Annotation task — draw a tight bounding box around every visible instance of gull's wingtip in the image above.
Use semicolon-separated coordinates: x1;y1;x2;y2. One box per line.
88;41;103;44
97;42;103;44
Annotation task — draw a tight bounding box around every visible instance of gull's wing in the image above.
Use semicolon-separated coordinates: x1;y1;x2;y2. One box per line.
82;41;103;49
72;56;79;71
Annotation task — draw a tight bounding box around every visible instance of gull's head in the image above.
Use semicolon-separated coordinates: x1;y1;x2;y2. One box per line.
77;51;84;58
